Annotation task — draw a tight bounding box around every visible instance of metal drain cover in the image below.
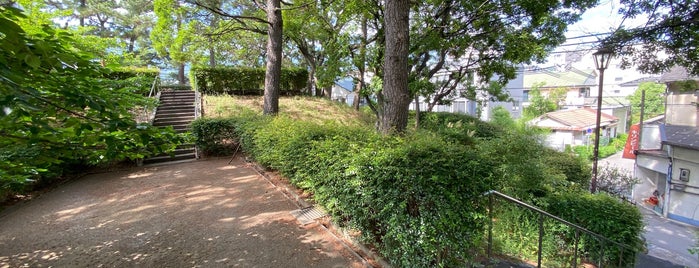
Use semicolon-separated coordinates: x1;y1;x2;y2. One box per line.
290;206;326;225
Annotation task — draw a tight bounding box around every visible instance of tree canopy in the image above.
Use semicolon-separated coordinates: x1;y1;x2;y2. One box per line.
627;82;666;124
0;6;183;189
603;0;699;75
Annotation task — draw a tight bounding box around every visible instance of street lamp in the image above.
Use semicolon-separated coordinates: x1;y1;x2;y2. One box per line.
590;47;614;193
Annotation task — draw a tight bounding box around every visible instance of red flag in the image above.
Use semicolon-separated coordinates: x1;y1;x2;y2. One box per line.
622;124;640;159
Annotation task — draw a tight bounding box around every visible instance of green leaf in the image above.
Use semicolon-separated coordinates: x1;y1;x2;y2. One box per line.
24;54;41;69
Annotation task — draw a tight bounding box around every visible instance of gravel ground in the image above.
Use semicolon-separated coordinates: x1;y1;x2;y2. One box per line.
0;158;366;267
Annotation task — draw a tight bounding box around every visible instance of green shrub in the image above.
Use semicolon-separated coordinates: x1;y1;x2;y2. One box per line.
414;112;504;144
545;192;644;266
197;111;643;267
103;67;160;96
192;67;308;95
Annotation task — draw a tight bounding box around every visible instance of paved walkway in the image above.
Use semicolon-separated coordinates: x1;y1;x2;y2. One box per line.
0;158;367;267
601;152;699;268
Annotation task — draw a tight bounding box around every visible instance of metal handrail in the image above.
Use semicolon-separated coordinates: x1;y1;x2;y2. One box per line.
138;76;160;124
484;190;638;268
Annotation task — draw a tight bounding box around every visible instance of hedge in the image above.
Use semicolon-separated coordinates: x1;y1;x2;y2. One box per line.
103;67;160;96
190;113;644;267
191;67;308;95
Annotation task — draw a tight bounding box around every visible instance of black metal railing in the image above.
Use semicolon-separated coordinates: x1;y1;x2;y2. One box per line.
484;190;639;268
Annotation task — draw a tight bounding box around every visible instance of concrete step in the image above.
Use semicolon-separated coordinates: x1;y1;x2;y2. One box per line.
143;152;196;164
154;116;195;124
157;106;194;113
153;121;193;128
155;111;195;117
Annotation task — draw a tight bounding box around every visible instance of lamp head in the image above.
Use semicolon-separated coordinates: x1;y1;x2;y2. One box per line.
593;47;614;71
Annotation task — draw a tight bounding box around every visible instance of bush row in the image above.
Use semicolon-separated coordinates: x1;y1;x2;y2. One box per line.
103;67;160;96
191;112;643;266
191;67;308;95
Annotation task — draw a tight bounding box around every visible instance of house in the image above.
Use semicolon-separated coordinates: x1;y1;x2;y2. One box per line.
632;66;699;226
523;67;597;108
529;108;619;151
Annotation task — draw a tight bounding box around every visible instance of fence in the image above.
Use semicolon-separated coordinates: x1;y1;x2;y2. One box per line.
484;190;639;267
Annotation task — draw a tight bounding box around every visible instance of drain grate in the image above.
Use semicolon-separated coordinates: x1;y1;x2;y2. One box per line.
290;206;326;225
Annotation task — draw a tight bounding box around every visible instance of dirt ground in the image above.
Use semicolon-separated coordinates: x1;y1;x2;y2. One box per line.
0;158;368;267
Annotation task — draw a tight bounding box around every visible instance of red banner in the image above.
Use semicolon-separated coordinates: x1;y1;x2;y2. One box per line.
622;124;640;159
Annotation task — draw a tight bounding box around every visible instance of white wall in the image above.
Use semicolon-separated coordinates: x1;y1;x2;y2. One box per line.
667;147;699;225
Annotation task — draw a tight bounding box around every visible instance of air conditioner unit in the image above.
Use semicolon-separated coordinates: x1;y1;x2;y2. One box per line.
679;168;690;182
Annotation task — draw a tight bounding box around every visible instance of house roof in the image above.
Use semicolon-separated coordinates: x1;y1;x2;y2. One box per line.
524;68;597;89
584;96;630;106
664;125;699;150
534;108;618;131
619;77;660;87
334;78;354;92
659;66;699;83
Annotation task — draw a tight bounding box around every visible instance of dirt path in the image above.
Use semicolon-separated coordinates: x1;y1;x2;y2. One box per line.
0;158;366;267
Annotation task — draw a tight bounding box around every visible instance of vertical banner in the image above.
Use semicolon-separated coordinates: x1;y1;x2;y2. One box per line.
622;124;640;159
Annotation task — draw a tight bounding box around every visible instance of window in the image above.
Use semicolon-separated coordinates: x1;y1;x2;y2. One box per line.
523;91;529;102
615;77;623;81
613;90;620;94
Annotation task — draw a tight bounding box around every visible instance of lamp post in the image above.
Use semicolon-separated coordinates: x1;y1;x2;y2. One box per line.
590;47;614;193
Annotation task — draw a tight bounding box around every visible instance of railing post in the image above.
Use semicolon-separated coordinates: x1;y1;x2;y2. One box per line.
573;229;579;268
599;240;606;268
538;213;543;268
488;193;493;263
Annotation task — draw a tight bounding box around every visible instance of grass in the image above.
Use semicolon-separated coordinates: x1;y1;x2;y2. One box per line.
202;95;376;127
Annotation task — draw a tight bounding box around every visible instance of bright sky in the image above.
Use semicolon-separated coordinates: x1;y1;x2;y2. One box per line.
565;0;648;41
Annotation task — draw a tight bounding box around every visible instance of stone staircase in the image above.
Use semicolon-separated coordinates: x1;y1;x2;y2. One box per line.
143;89;197;164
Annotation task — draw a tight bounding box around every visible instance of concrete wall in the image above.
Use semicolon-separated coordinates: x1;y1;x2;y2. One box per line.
665;85;698;127
667;147;699;225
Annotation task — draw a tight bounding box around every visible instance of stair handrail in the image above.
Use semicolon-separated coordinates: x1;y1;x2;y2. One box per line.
484;190;639;268
139;76;160;125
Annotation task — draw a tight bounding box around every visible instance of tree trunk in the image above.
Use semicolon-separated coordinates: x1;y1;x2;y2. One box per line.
128;35;135;53
209;44;216;67
78;0;85;27
263;0;282;115
307;65;316;96
315;84;323;97
323;86;332;99
379;0;410;135
178;63;186;85
354;16;368;111
414;95;421;128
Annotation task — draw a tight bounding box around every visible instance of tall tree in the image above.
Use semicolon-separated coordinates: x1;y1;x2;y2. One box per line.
152;0;200;84
379;0;410;134
408;0;597;114
628;82;665;124
192;0;283;114
604;0;699;75
283;0;351;98
262;0;282;114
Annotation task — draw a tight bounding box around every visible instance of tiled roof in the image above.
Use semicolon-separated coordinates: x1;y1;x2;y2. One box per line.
524;68;597;88
660;66;699;83
619;77;660;87
664;125;699;150
540;108;618;131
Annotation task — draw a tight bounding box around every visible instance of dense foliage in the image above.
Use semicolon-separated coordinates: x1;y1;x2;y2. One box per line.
191;110;643;266
0;7;184;199
192;67;308;95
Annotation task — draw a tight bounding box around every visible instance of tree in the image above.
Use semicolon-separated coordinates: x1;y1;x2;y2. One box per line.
152;0;200;84
408;0;597;114
379;0;410;134
523;87;558;119
262;0;282;114
628;82;665;124
603;0;699;75
283;0;351;98
0;6;182;187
